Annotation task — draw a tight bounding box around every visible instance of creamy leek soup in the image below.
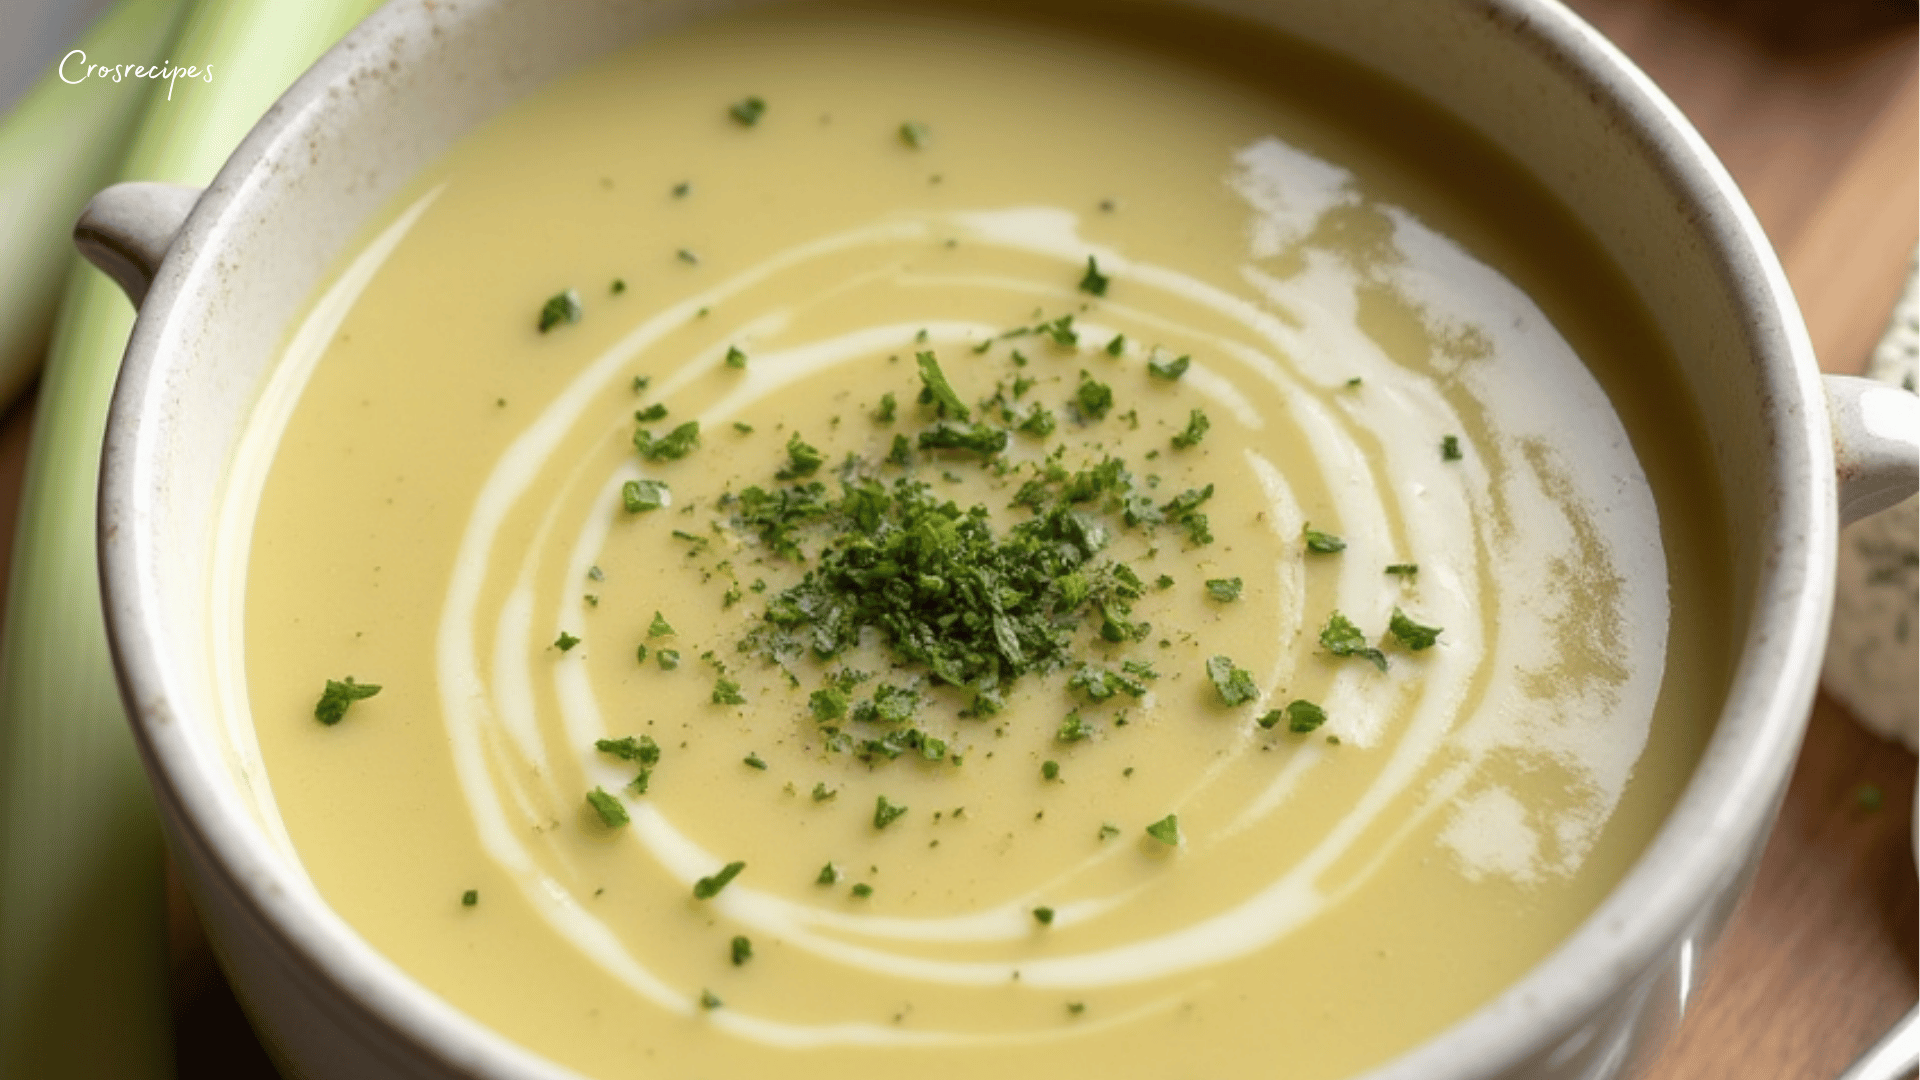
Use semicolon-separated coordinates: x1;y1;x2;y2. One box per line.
220;4;1732;1077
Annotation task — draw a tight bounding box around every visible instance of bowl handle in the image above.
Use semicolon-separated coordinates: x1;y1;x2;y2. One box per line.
72;181;203;309
1826;372;1920;525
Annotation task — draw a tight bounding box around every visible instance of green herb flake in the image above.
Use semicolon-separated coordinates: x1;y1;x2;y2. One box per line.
676;248;699;266
1104;334;1126;357
1204;655;1258;706
586;787;629;827
1204;577;1243;602
1319;611;1388;671
595;734;661;766
850;883;874;899
554;631;581;652
1385;563;1419;578
1068;1002;1086;1016
725;345;749;369
1441;434;1463;461
635;403;669;423
314;676;381;726
1075;371;1114;420
898;121;931;148
1041;760;1060;781
810;687;849;721
728;96;766;126
461;889;478;907
1170;408;1209;450
816;862;841;885
1303;524;1346;554
700;989;723;1010
1145;814;1180;845
611;278;627;295
743;752;767;770
874;392;898;423
1147;352;1189;381
1078;256;1110;297
1387;607;1443;651
730;935;753;966
873;795;909;830
713;679;747;706
1255;709;1283;730
811;782;837;803
672;182;691;198
1284;699;1328;734
656;648;682;670
732;420;755;435
1098;823;1122;841
634;643;649;664
777;432;825;479
634;420;701;462
1056;713;1094;743
622;478;670;513
1033;906;1056;925
537;289;582;333
648;612;676;638
918;421;1008;457
692;860;746;899
916;351;971;420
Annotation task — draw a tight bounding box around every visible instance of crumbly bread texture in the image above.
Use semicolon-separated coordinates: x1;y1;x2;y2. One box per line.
1823;252;1918;753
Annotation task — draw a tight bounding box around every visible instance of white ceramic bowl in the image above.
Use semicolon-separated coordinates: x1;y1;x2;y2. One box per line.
82;1;1920;1077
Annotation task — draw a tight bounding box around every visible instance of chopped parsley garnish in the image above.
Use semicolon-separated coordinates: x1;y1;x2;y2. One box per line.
810;687;849;721
873;795;909;829
811;782;837;802
461;890;478;907
656;648;681;670
1205;655;1258;706
1204;577;1243;602
700;989;723;1010
672;181;691;197
1303;524;1345;554
917;421;1007;457
634;420;700;461
1078;256;1110;297
1098;822;1122;840
1319;611;1387;671
1033;906;1056;925
731;935;753;965
1104;334;1126;357
743;752;767;770
1283;699;1328;734
1056;713;1094;742
537;289;582;332
1170;408;1209;449
635;402;669;422
1145;814;1180;845
898;121;930;148
1385;563;1419;578
915;351;971;420
733;421;755;434
611;278;627;294
554;631;580;652
725;345;749;369
1146;352;1190;381
777;432;825;479
728;96;766;126
816;862;841;885
1016;404;1056;437
874;392;898;423
1067;664;1148;701
648;612;676;637
692;860;746;899
676;248;699;265
596;734;661;765
586;787;629;827
623;479;669;512
1160;484;1214;545
1074;371;1113;420
713;679;747;706
1041;760;1060;781
314;676;380;725
1039;314;1079;348
1441;434;1462;461
850;883;874;898
1388;607;1443;651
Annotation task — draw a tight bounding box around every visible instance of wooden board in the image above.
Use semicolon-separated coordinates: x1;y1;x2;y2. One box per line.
0;2;1910;1075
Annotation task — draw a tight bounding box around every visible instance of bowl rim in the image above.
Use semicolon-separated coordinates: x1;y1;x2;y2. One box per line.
97;0;1831;1077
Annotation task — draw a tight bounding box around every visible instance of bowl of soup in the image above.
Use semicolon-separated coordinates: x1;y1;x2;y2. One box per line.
86;0;1916;1078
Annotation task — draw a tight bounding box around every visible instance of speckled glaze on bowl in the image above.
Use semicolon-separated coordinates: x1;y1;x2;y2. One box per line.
84;1;1919;1078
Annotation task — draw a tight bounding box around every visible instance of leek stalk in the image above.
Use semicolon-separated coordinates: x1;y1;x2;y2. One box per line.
0;0;191;412
0;0;382;1075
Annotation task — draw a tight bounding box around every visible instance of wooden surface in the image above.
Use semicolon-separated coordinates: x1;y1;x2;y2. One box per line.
0;1;1911;1076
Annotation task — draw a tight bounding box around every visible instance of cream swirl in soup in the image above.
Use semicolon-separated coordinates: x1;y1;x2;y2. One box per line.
223;4;1731;1078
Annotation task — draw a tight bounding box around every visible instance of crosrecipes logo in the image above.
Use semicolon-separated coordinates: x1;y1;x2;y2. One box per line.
59;50;212;100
